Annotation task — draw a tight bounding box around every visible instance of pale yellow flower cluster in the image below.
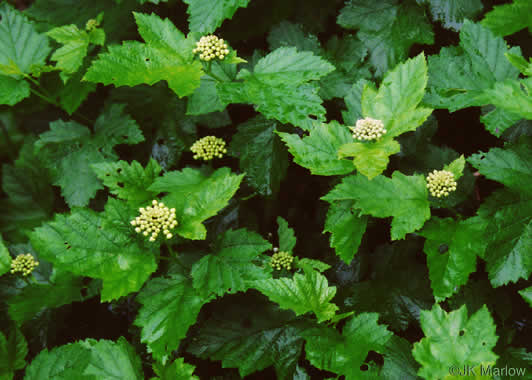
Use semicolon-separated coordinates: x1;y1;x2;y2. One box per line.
190;136;227;161
193;35;229;61
426;170;457;198
10;253;39;276
350;117;387;141
270;251;294;271
131;200;177;242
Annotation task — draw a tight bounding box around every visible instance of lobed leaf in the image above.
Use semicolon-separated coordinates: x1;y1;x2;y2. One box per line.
183;0;251;34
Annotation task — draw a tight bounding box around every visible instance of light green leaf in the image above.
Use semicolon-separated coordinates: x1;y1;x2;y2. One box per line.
322;172;431;240
444;154;466;180
57;69;97;115
506;53;532;76
187;298;307;379
191;228;272;296
519;287;532;308
419;217;489;301
241;47;335;86
338;1;433;77
218;76;326;131
149;167;244;240
252;268;338;323
24;341;92;380
0;328;27;380
342;79;370;125
323;201;367;264
481;0;532;36
0;236;11;276
183;0;251;34
8;274;83;325
362;53;432;139
277;217;296;253
0;4;50;74
412;304;498;380
475;78;532;120
186;76;227;115
475;190;532;287
278;121;354;175
468;139;532;196
302;313;393;379
81;337;143;380
152;358;199;380
85;12;203;98
338;138;401;179
421;0;483;31
47;24;92;75
36;105;144;207
0;76;30;106
134;275;211;363
296;258;331;273
229;115;289;196
30;207;157;302
92;159;161;205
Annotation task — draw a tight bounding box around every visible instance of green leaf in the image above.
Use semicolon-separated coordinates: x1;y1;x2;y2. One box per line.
481;0;532;36
183;0;251;34
278;121;354;175
277;217;296;253
8;274;84;325
92;159;162;205
252;268;338;323
444;154;466;180
267;21;322;55
475;78;532;120
362;53;432;139
191;228;272;296
47;24;95;75
412;304;498;380
0;236;11;276
81;337;144;380
36;105;144;207
149;167;244;240
239;47;335;87
506;53;532;76
296;258;331;273
338;138;401;179
475;190;532;287
302;313;393;379
342;79;370;125
421;0;483;31
57;69;97;115
344;240;433;331
425;21;521;135
0;328;27;380
468;139;532;196
0;4;50;105
187;297;307;379
152;358;199;380
381;336;420;380
322;172;431;240
24;341;92;380
229;116;289;196
85;12;203;98
338;1;433;77
323;201;367;264
30;207;157;302
134;275;211;363
186;76;227;115
418;216;489;301
519;287;532;308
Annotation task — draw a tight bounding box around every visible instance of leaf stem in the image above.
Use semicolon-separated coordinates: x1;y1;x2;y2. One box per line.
204;61;225;82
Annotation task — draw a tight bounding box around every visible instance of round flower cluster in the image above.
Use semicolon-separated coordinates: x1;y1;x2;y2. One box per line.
10;254;39;276
190;136;227;161
350;117;387;141
270;251;294;271
426;170;457;198
131;200;177;242
193;35;229;61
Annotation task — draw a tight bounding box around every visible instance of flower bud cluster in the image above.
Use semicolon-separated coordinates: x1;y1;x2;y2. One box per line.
426;170;457;198
190;136;227;161
131;200;177;242
350;117;387;141
10;254;39;276
193;35;229;61
270;251;294;271
85;18;100;32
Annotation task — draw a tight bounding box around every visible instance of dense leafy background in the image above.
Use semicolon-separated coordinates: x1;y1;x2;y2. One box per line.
0;0;531;379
